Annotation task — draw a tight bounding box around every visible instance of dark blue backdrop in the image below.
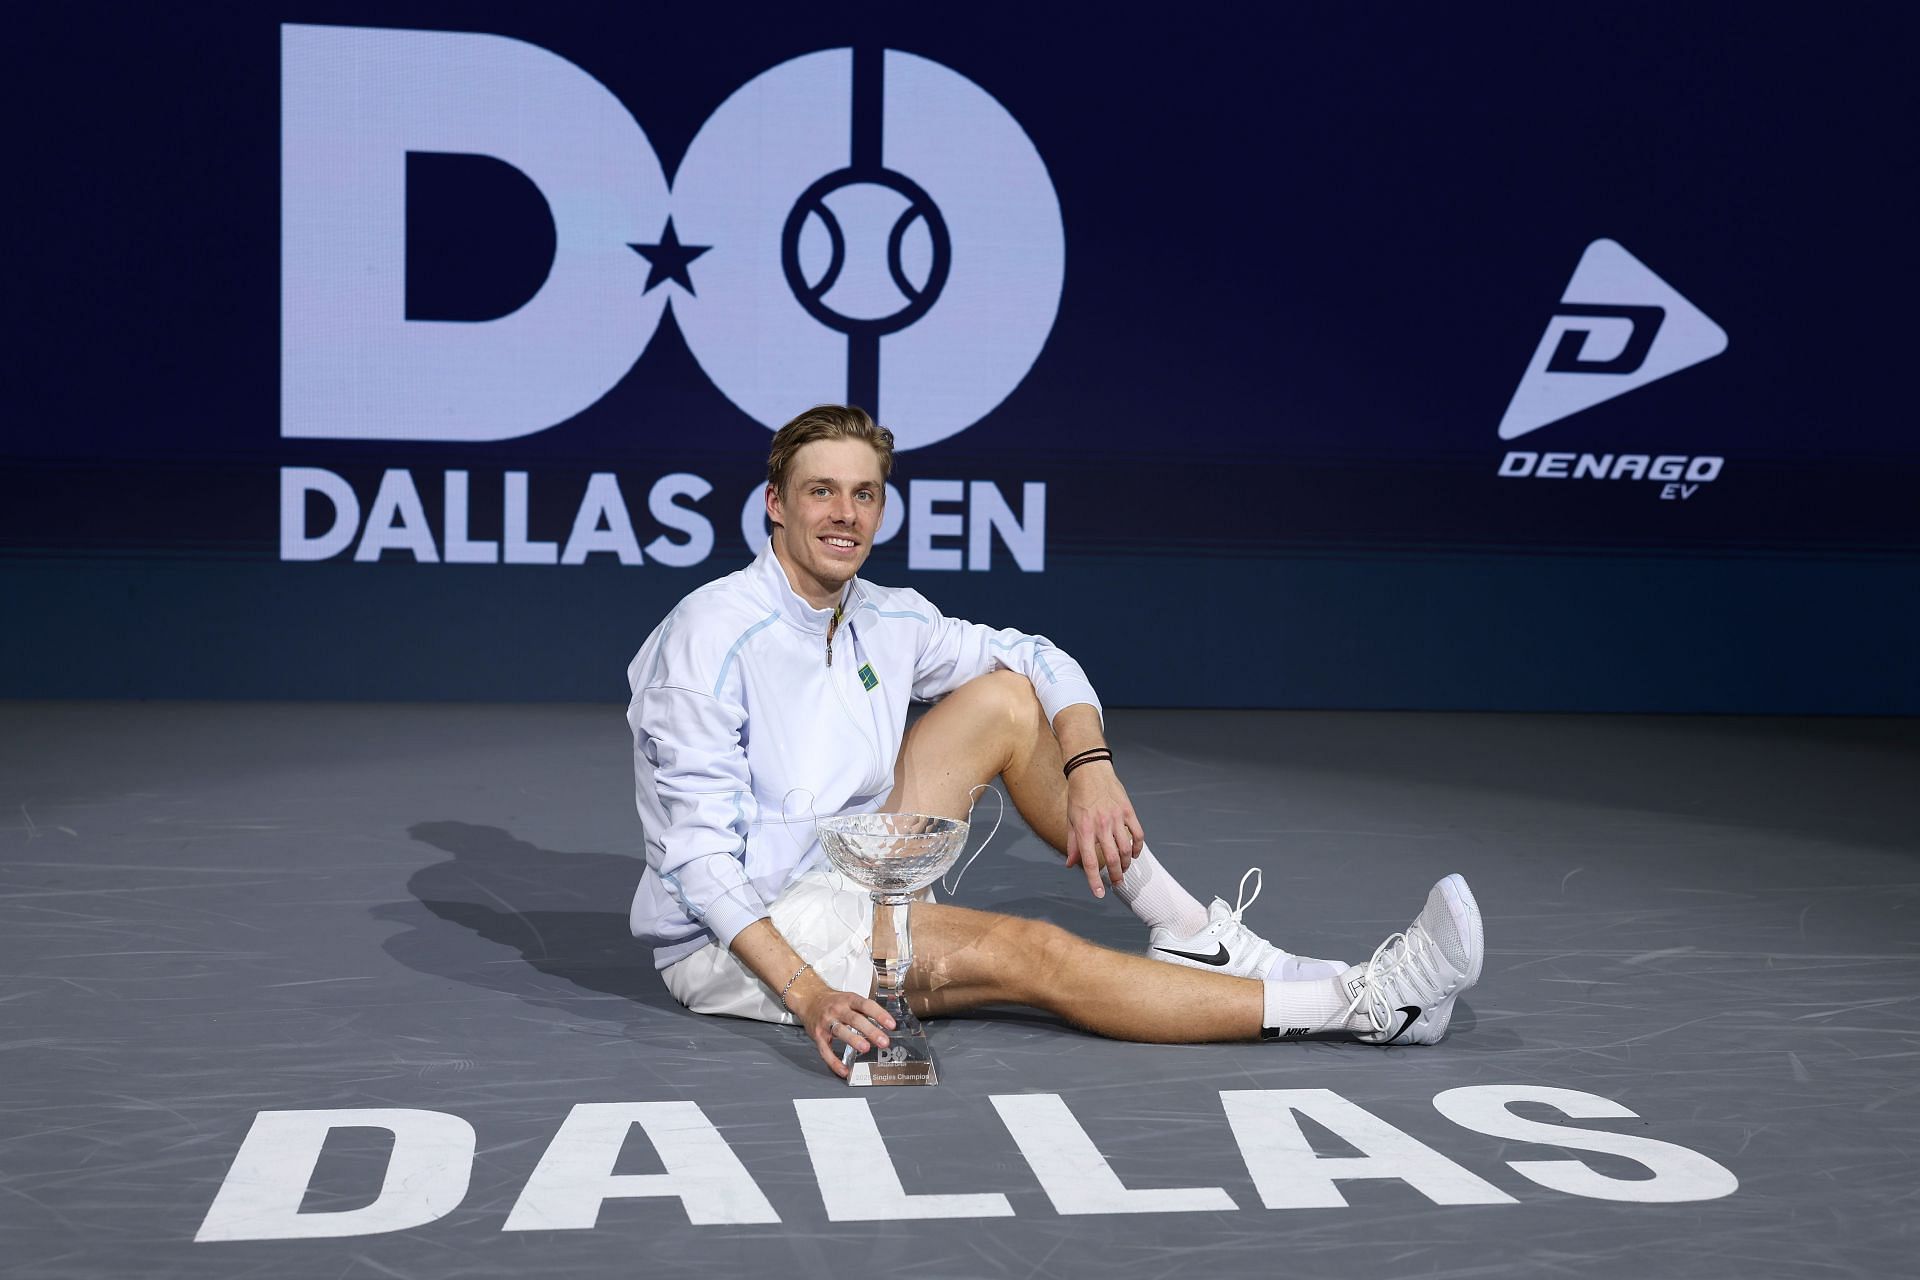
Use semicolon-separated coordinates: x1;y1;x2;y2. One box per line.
6;4;1916;710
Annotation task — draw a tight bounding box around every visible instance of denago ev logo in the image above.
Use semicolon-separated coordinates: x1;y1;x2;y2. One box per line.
281;26;1064;450
1496;239;1729;500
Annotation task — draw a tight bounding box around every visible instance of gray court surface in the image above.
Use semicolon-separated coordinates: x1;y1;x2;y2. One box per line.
4;701;1917;1278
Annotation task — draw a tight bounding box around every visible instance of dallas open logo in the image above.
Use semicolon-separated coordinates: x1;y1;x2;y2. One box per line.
280;26;1062;569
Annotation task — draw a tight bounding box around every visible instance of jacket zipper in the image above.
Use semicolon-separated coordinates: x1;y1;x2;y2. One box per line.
830;618;885;788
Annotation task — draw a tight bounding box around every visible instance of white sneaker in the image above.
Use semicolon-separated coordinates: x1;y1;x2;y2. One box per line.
1331;873;1484;1045
1148;868;1348;981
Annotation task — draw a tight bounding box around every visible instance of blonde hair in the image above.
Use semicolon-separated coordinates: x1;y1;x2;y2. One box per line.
766;404;895;496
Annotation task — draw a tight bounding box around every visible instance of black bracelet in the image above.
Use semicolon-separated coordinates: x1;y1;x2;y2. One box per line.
1063;748;1113;778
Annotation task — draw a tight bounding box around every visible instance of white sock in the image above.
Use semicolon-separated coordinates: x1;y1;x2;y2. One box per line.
1270;953;1348;982
1261;974;1358;1037
1111;846;1210;935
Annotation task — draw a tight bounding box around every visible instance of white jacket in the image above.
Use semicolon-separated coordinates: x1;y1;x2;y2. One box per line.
626;542;1100;968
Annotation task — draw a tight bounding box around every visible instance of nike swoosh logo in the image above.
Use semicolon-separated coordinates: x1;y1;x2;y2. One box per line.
1154;943;1230;967
1380;1005;1421;1045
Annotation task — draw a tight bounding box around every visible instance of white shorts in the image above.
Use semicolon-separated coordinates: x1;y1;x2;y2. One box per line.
661;864;935;1025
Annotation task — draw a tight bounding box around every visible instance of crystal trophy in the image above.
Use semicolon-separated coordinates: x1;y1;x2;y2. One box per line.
816;811;969;1086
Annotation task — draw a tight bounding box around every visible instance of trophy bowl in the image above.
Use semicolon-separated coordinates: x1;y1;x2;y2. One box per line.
816;812;970;1086
817;811;969;898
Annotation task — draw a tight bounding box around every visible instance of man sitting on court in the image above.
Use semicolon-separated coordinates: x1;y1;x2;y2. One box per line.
626;405;1484;1076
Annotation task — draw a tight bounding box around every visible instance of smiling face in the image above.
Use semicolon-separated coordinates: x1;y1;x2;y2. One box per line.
765;437;887;610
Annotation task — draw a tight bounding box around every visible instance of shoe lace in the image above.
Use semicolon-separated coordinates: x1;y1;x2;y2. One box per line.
1326;923;1444;1036
1204;868;1265;950
1228;867;1262;923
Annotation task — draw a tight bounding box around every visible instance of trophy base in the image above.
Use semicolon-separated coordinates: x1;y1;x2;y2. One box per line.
841;1001;938;1087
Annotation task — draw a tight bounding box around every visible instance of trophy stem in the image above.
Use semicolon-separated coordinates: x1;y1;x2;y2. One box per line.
871;890;914;1001
843;888;937;1085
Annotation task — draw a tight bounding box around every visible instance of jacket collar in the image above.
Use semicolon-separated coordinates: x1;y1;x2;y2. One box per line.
754;539;863;634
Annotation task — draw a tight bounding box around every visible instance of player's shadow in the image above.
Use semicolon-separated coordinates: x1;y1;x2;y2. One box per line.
382;820;911;1073
375;820;692;1027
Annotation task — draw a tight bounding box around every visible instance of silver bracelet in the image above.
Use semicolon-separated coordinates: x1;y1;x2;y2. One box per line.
779;961;813;1014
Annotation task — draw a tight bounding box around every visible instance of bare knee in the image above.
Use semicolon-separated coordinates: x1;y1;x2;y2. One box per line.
952;669;1044;742
914;908;1078;1006
1008;916;1085;1001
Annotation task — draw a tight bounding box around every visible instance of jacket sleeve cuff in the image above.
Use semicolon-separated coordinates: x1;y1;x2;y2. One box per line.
1038;681;1102;729
700;886;772;953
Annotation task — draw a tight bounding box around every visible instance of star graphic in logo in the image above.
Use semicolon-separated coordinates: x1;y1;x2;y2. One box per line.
628;218;712;295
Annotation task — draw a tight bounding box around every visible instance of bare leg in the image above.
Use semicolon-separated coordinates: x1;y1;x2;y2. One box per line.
885;669;1073;850
905;901;1267;1041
